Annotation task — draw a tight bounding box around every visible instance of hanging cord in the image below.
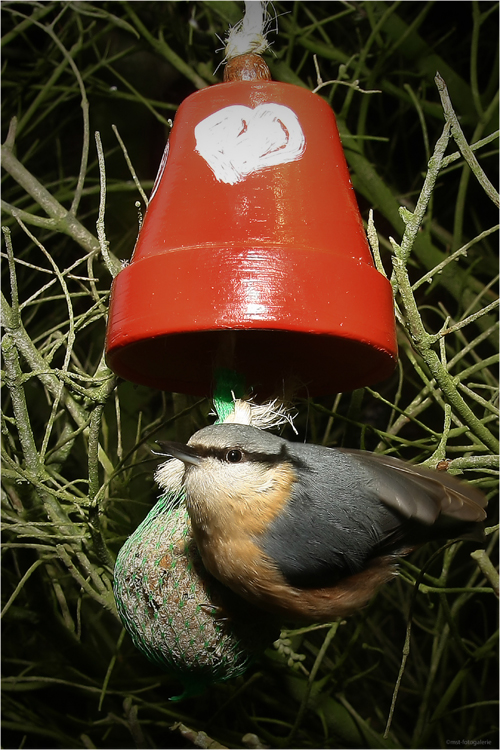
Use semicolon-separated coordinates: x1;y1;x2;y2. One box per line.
224;1;271;59
212;368;297;431
223;1;273;81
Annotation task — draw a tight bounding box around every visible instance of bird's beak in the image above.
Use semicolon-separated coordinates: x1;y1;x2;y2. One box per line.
154;440;203;466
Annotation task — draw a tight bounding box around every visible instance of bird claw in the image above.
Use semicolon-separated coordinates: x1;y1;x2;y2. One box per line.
198;602;230;621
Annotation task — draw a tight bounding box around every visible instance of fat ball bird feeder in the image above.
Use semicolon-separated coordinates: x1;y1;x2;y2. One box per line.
109;1;398;699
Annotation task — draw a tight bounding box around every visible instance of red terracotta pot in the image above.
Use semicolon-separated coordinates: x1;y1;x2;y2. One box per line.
106;81;397;397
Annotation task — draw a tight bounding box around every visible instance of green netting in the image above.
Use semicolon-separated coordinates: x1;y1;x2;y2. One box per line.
113;474;278;699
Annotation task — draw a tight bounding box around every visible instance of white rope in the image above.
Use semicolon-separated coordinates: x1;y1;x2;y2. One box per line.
225;1;271;59
222;397;297;433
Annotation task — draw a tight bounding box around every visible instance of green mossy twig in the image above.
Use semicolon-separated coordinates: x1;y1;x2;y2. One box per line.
435;72;499;207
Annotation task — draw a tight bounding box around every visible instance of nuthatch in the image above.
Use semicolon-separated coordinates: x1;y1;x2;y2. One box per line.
156;424;487;623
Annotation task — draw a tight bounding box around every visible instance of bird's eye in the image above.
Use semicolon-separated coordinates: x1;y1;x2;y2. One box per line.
226;449;243;463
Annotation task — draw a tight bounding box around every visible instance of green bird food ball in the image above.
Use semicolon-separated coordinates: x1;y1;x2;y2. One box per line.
113;489;279;699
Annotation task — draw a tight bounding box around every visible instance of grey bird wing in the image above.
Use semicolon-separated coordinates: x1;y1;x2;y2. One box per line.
261;444;487;590
341;450;487;525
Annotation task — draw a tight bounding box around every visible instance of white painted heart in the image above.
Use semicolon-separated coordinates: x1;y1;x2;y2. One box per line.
194;103;306;185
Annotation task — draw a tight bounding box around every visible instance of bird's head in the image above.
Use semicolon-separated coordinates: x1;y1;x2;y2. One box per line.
155;424;294;530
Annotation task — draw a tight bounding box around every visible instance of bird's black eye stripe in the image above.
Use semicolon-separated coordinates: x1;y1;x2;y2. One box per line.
188;443;289;465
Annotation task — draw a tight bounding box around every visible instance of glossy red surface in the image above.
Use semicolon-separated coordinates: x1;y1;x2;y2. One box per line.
106;81;397;397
